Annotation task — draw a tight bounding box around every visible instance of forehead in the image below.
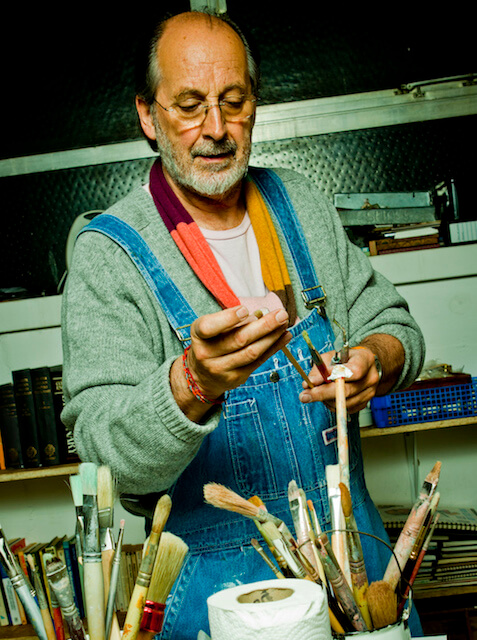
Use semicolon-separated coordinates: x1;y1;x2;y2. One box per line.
156;16;250;96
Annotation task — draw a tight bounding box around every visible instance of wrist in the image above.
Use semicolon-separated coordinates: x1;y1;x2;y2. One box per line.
352;345;383;382
182;346;225;405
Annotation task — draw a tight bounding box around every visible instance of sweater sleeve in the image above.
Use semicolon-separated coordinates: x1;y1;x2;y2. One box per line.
61;231;221;495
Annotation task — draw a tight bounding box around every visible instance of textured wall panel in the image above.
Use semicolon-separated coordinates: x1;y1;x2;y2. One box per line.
2;115;474;298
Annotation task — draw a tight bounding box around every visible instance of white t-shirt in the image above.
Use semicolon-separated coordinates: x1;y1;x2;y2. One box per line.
200;213;284;315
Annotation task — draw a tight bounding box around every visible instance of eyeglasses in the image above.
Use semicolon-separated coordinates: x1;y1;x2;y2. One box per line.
154;94;256;129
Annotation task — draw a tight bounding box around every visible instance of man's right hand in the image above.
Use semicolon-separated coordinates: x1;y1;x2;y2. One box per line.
170;305;291;420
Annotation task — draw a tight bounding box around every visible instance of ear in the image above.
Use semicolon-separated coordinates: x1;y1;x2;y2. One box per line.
135;96;156;141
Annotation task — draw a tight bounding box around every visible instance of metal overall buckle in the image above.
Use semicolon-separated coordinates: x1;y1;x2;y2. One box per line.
301;285;327;317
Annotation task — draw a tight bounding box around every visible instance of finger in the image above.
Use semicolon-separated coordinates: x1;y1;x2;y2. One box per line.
192;305;251;341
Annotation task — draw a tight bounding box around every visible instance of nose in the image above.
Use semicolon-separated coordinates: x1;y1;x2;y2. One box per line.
200;103;227;139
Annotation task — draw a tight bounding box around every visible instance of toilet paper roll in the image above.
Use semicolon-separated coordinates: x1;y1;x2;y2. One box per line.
207;578;332;640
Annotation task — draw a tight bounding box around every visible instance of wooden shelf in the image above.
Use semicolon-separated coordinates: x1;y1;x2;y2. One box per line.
0;463;79;483
360;415;477;438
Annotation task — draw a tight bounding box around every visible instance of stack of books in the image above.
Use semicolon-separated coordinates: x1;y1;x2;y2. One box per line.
0;365;80;471
0;534;143;628
368;222;442;256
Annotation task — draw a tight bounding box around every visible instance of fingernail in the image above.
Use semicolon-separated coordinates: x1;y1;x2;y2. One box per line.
300;392;312;404
275;309;288;324
236;306;249;319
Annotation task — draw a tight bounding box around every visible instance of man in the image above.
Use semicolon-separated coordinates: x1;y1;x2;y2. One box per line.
62;11;425;638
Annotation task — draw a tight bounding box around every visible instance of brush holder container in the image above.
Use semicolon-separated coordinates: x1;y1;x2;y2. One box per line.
340;619;411;640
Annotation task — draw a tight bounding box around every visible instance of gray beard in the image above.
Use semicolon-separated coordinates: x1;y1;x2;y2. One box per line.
152;115;251;199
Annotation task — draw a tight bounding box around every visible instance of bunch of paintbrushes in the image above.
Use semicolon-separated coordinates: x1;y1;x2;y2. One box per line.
68;463;188;640
204;461;442;634
0;464;188;640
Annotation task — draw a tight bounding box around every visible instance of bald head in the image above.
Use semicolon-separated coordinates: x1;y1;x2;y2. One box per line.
138;11;259;108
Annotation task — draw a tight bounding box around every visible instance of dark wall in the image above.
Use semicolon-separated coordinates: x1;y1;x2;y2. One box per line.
1;4;475;297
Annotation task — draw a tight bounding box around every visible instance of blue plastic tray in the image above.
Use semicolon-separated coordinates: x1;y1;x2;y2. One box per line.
370;377;477;427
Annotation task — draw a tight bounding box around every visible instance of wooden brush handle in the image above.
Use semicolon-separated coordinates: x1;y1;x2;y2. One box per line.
83;559;106;640
102;548;121;640
52;607;66;640
122;584;148;640
40;608;57;640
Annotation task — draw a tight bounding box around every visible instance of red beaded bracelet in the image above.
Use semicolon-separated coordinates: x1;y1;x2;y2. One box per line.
182;346;225;405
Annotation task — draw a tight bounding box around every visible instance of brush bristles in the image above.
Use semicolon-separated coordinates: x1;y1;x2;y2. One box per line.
427;460;442;483
339;482;353;518
97;466;114;511
203;483;260;519
70;475;83;507
147;533;188;604
79;462;98;496
367;581;397;629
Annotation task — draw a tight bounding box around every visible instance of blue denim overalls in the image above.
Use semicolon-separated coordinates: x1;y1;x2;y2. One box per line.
84;168;421;639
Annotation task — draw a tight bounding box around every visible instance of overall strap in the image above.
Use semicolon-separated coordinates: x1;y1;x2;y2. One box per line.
249;168;327;316
78;213;196;345
79;169;327;343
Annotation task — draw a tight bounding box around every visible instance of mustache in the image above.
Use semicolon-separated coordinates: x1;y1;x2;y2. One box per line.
191;139;237;158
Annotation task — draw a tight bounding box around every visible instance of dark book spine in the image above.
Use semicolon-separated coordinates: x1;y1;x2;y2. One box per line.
12;369;41;468
0;383;24;469
31;367;60;466
49;365;80;463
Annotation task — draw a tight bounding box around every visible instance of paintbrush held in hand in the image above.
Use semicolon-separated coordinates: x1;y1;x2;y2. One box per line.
122;494;172;640
137;532;189;640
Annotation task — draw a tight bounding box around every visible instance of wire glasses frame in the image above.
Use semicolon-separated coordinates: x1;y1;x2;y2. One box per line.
153;95;256;129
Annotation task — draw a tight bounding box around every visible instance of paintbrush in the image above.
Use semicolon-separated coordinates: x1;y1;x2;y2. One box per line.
69;474;85;604
366;581;397;630
46;557;86;640
383;461;441;589
288;481;322;578
259;520;310;580
282;346;314;387
122;494;172;640
317;532;368;633
253;309;314;388
326;465;350;586
397;514;439;619
247;496;294;576
400;491;440;590
251;538;285;579
49;588;66;640
204;483;295;546
97;466;121;640
0;528;47;640
137;532;189;640
80;461;105;640
340;483;372;630
26;554;56;640
105;519;125;640
302;330;330;381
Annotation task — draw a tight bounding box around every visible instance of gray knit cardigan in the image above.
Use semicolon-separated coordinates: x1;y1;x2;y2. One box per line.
61;167;425;494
